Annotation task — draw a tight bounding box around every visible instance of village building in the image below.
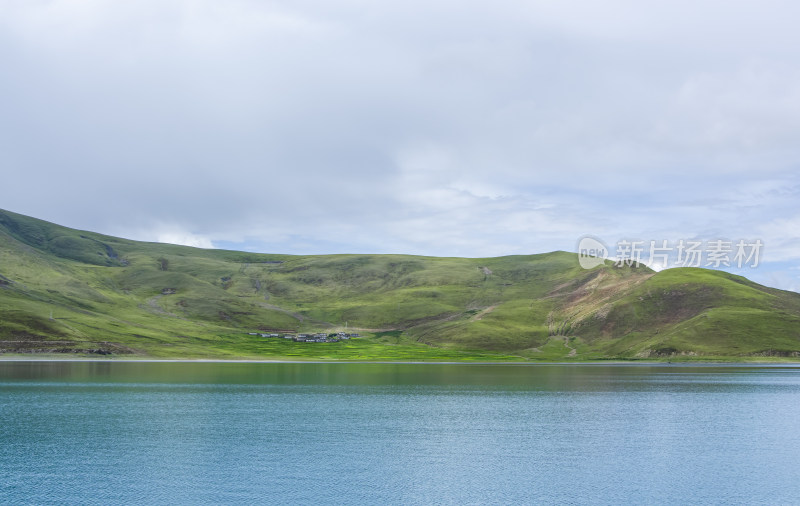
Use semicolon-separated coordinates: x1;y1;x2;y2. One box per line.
249;329;359;343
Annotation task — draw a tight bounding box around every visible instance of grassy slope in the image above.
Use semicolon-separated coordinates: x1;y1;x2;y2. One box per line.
1;208;799;360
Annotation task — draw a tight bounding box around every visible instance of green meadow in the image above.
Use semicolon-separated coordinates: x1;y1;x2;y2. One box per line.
1;208;799;361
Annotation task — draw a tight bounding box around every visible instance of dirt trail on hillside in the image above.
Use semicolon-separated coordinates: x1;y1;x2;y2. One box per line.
470;305;498;322
257;302;306;322
144;295;178;317
141;295;193;323
257;303;336;328
563;336;577;357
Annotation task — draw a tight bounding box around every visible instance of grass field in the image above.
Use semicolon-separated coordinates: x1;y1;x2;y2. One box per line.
2;208;799;361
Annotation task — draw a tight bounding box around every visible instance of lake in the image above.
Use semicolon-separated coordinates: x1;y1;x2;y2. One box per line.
2;361;799;505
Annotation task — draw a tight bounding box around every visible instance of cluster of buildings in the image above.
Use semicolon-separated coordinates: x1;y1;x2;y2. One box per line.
247;331;360;343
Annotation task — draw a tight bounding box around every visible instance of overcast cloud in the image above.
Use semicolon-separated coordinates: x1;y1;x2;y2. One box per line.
1;0;799;290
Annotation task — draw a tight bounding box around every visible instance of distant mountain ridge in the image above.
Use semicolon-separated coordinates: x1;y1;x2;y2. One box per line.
1;208;799;360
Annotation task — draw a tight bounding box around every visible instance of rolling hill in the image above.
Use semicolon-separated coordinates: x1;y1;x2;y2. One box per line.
1;208;799;360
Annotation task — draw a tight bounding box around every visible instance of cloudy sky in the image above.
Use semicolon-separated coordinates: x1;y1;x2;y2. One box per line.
2;0;799;290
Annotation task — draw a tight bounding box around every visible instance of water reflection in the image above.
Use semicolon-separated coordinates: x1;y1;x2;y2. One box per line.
2;361;799;391
2;361;800;504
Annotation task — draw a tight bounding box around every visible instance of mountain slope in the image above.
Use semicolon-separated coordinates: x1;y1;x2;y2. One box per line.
1;208;798;360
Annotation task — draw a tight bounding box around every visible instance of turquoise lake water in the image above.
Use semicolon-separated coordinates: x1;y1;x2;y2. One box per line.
2;361;800;505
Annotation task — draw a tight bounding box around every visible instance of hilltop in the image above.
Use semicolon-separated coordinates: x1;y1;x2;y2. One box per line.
1;208;799;360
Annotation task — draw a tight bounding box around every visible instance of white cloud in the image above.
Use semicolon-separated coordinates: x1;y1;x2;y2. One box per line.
121;224;215;250
0;0;798;288
156;231;214;249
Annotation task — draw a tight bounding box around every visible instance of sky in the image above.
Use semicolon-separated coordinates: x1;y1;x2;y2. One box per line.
1;0;799;291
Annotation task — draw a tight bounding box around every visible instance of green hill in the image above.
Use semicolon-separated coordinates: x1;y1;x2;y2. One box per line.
1;208;799;360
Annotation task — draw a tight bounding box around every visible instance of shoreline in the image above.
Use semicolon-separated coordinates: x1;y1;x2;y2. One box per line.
1;357;800;366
